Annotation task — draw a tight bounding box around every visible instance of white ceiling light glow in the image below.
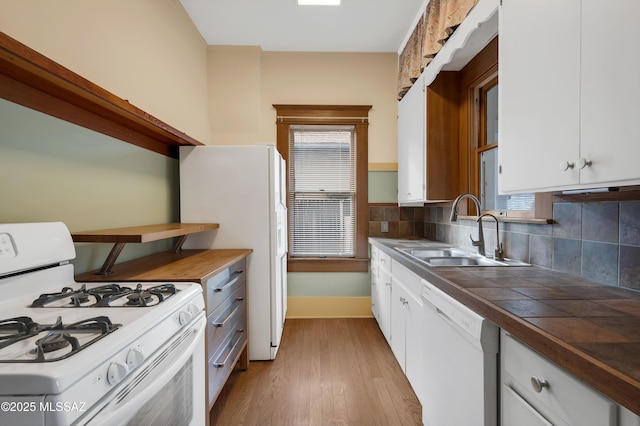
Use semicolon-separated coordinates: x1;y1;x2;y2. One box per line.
298;0;341;5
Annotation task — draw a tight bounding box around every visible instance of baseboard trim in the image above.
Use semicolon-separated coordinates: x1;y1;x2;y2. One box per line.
286;296;373;319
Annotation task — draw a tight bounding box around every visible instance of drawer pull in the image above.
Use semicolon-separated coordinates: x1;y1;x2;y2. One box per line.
212;300;243;327
213;333;244;368
213;271;243;293
530;376;550;393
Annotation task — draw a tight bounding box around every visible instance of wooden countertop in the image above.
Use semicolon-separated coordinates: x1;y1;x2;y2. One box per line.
370;238;640;417
75;249;252;282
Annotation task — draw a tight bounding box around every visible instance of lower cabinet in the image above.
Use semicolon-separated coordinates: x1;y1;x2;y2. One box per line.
204;258;248;408
501;330;617;426
390;259;424;404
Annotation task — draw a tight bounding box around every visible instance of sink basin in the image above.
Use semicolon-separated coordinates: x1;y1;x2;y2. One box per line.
394;245;530;267
425;256;500;267
397;248;456;259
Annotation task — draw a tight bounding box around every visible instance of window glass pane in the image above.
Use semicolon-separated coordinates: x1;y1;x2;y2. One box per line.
289;125;355;257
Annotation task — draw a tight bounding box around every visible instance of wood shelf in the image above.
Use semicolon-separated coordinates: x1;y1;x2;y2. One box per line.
0;31;205;158
71;223;219;243
72;223;219;275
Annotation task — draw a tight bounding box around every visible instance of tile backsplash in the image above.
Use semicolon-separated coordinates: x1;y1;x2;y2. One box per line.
369;201;640;291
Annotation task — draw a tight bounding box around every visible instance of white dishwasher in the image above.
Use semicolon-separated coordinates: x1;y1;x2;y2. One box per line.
421;278;499;426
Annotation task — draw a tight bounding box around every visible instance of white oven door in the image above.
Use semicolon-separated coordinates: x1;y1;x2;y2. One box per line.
77;314;206;426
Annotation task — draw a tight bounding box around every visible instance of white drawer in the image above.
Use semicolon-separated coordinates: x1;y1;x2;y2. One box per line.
391;259;421;297
502;332;616;426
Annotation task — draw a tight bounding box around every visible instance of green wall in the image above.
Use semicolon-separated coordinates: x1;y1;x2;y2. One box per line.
0;100;179;274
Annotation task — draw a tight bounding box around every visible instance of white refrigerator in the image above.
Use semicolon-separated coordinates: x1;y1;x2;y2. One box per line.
179;144;288;361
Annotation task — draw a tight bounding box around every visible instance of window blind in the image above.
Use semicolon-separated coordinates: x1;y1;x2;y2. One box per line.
289;125;356;257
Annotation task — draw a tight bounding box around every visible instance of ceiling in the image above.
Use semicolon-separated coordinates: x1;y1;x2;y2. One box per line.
179;0;426;53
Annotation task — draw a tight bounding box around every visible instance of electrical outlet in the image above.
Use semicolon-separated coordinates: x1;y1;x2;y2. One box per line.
381;221;389;233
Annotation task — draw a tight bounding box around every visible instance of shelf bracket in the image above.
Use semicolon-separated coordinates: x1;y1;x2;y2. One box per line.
95;242;127;275
172;235;188;253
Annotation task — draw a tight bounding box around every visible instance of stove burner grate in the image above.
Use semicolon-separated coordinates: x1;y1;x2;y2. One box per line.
30;283;179;308
0;316;121;363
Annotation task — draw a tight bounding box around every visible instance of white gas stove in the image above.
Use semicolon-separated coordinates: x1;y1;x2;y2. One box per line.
0;223;206;426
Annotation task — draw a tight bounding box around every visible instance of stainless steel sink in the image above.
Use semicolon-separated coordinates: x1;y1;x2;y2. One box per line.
394;245;530;267
425;256;500;267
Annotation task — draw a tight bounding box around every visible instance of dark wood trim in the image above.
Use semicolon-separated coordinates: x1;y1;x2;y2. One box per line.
287;257;370;273
0;31;204;158
426;72;460;200
274;105;371;273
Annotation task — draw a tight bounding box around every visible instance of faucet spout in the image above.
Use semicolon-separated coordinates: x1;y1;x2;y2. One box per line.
477;213;504;261
450;193;485;256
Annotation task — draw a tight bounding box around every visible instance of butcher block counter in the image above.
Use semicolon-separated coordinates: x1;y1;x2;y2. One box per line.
75;249;252;283
370;237;640;417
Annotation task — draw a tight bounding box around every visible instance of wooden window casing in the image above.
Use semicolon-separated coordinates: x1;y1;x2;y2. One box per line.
274;105;371;272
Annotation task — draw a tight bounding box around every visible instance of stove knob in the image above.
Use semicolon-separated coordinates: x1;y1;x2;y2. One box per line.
126;348;145;369
179;310;193;326
188;304;201;317
107;361;129;385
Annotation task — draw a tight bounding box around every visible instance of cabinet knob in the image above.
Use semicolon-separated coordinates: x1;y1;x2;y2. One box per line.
530;376;550;393
560;161;575;171
576;158;592;169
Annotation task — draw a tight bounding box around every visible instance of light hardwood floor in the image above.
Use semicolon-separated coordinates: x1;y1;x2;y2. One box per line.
210;318;422;426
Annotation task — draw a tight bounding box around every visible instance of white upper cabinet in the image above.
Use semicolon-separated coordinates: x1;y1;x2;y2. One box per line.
398;73;426;204
579;0;640;187
499;0;640;193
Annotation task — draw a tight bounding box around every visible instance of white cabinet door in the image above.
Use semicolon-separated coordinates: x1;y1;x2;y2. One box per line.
398;73;426;204
502;384;555;426
499;0;581;194
378;266;392;344
370;246;380;321
390;281;407;371
404;287;424;404
579;0;640;186
390;260;424;403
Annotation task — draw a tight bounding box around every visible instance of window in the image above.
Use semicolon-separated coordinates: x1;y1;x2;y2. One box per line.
274;105;371;272
289;125;355;257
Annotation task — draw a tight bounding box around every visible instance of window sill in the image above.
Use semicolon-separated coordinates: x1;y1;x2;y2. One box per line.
458;215;553;225
288;257;370;273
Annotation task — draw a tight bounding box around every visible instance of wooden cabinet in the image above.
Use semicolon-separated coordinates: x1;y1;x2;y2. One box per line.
499;0;640;193
501;331;617;426
397;71;459;205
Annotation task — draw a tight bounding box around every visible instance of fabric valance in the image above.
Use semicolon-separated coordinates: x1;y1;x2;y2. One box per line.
397;0;478;100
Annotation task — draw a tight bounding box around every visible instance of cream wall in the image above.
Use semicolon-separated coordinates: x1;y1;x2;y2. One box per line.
206;47;398;164
0;0;212;144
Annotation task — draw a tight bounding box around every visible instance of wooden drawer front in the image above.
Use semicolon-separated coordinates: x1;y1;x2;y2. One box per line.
502;333;616;426
208;323;247;403
207;288;246;355
205;259;246;316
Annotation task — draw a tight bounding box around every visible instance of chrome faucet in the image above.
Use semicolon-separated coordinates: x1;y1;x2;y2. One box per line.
449;193;485;256
478;213;504;261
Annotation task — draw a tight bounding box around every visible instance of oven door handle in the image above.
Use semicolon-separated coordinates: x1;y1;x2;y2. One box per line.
81;315;206;426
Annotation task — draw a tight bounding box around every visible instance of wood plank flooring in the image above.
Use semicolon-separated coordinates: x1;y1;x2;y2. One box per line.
210;318;422;426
